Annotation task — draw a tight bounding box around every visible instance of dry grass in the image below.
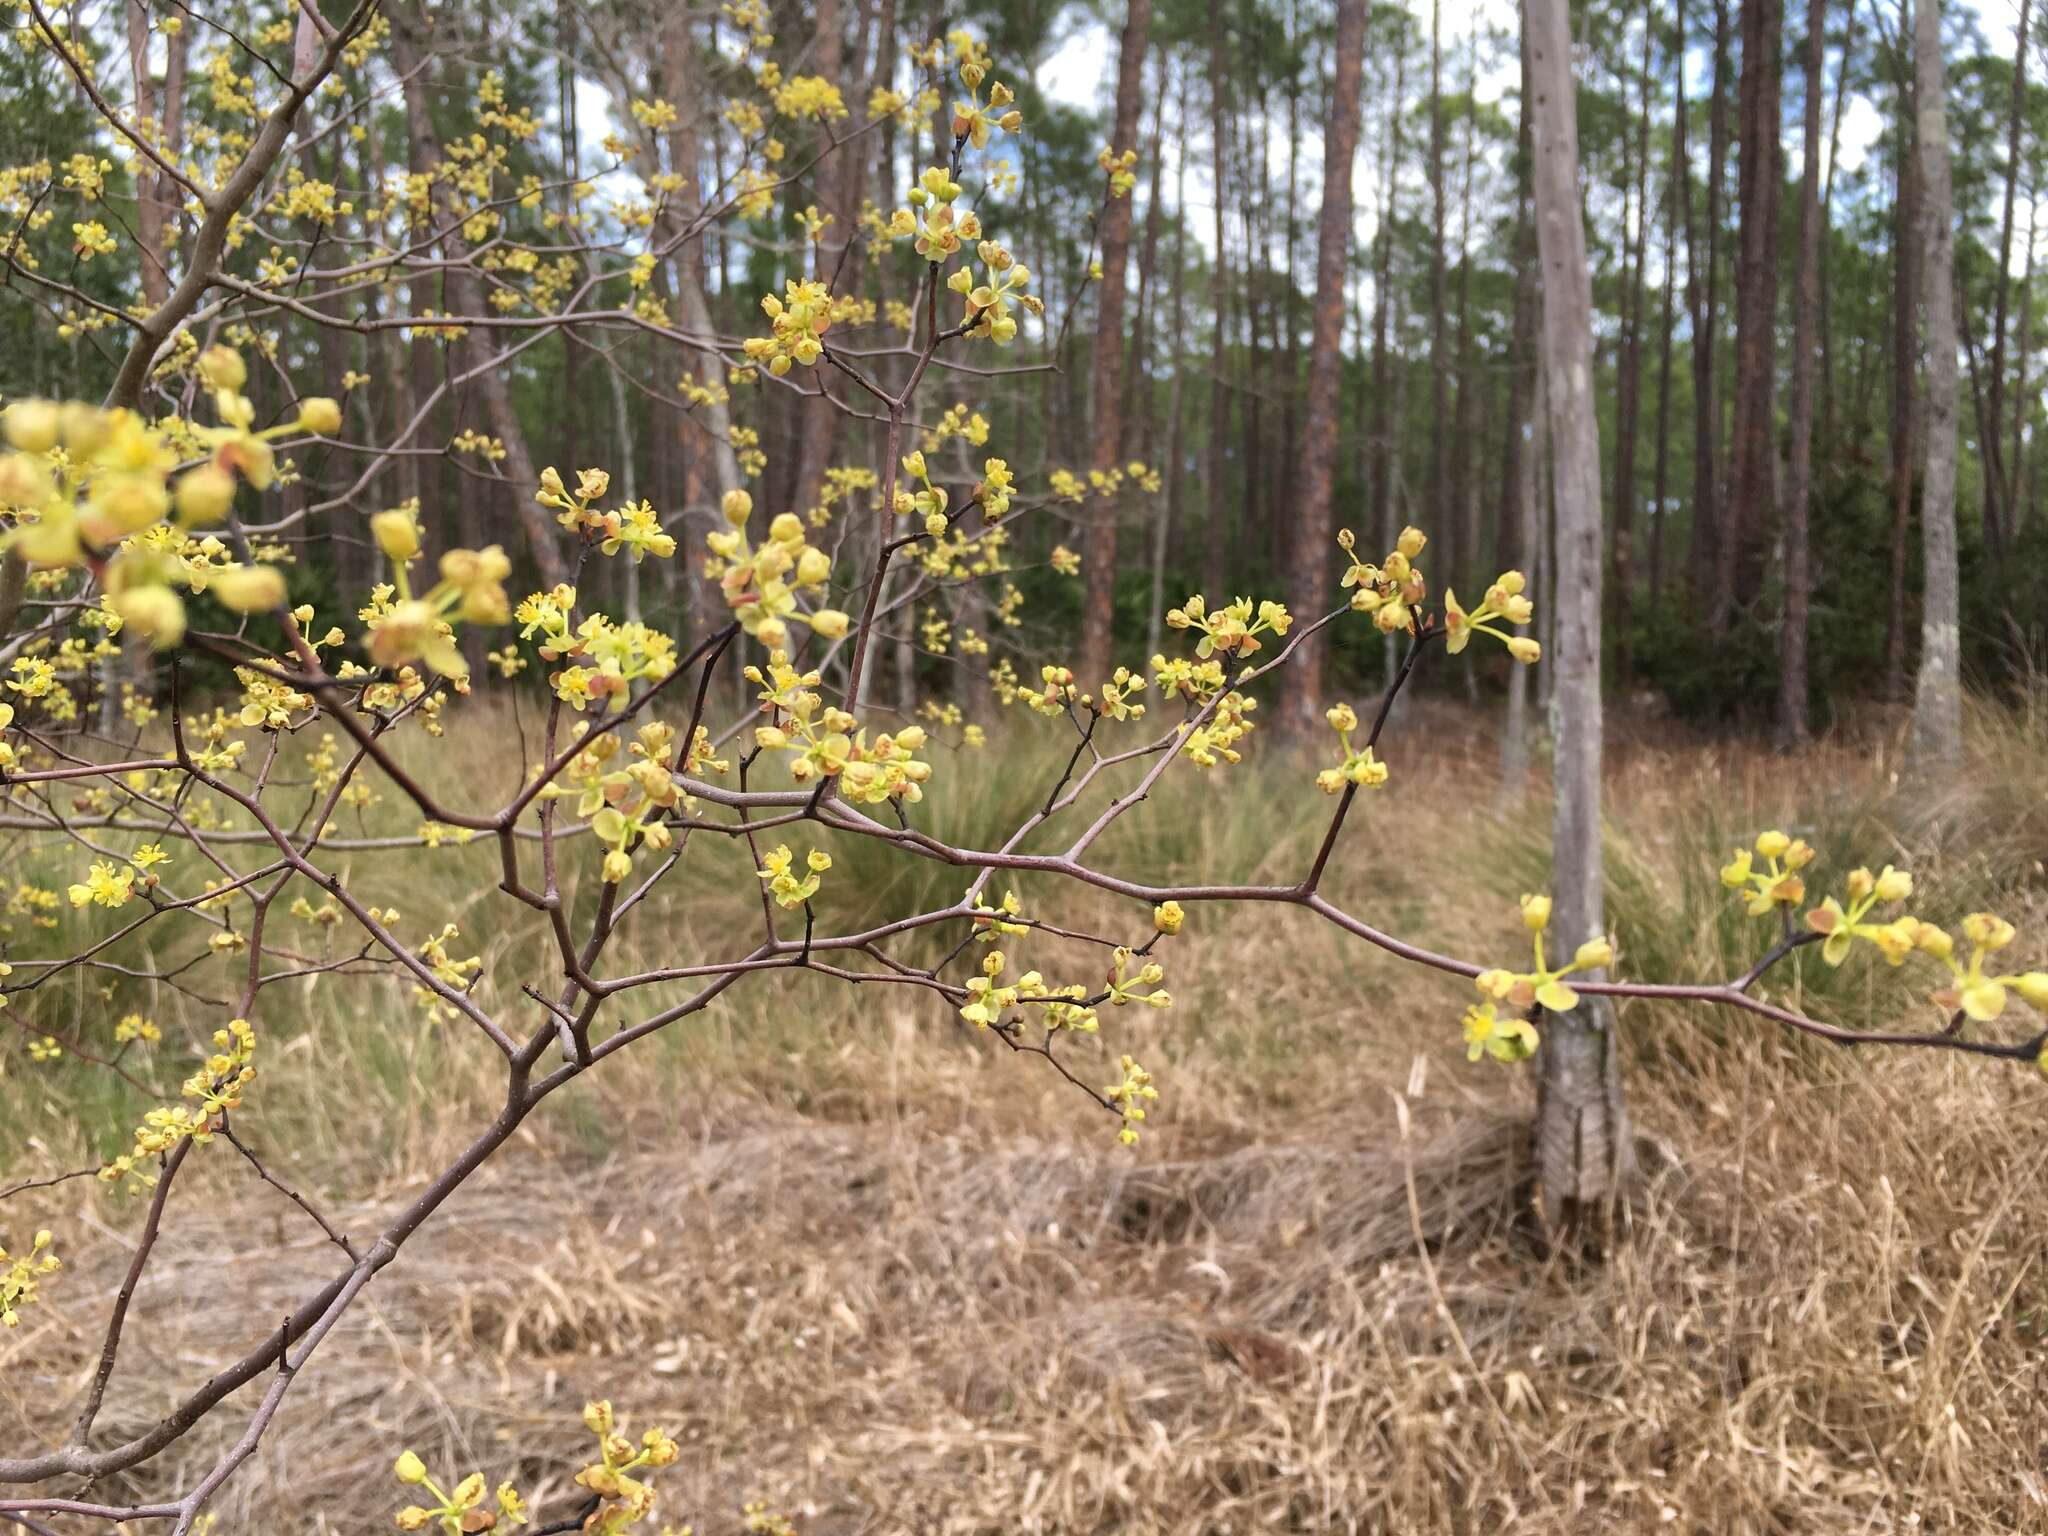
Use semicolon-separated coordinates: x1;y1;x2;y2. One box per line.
5;696;2048;1534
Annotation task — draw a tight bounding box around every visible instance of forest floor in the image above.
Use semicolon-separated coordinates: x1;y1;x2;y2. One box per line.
5;695;2048;1534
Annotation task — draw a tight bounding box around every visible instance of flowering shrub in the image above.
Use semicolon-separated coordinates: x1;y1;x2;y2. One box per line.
0;14;2040;1536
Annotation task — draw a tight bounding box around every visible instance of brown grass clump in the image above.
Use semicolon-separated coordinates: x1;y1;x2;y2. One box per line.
5;702;2048;1534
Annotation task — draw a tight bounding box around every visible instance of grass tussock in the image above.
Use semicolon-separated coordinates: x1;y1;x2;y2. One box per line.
4;696;2048;1533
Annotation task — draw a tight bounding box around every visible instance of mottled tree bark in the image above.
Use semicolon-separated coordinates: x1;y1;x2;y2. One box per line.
1528;0;1629;1231
1909;0;1963;769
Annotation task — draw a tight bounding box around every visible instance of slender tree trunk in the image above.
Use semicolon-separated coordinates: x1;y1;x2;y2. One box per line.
1885;7;1920;700
1428;0;1453;582
1203;0;1233;599
1818;0;1857;447
2012;190;2037;530
1649;0;1680;608
1124;52;1170;466
1717;0;1784;632
792;0;850;524
389;1;567;589
661;12;745;647
1149;91;1191;664
1612;9;1652;684
1368;41;1406;539
1281;0;1366;736
1502;55;1541;803
1910;0;1963;768
1983;0;2031;565
1686;0;1733;605
1079;0;1155;687
1777;0;1824;748
1528;0;1628;1231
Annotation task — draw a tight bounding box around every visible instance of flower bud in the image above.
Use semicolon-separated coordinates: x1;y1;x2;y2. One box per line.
372;509;421;561
174;465;237;525
2;399;60;453
721;489;753;526
197;345;247;391
0;453;54;507
84;475;169;540
1573;937;1615;971
297;397;342;435
1154;900;1184;935
212;564;287;613
1506;636;1542;664
807;607;850;640
1520;893;1552;932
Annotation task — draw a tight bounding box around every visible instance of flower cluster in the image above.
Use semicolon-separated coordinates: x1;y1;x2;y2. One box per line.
0;1228;59;1328
706;490;848;649
391;1449;527;1535
1165;595;1293;660
951;59;1023;149
1719;829;1816;916
1775;848;2048;1032
364;528;512;680
1;345;315;646
743;278;832;375
99;1018;258;1187
946;239;1037;343
1337;525;1430;635
546;721;685;884
1103;1054;1158;1145
1443;570;1541;663
570;1400;681;1535
1466;895;1617;1065
1314;701;1389;794
747;652;932;803
757;844;831;908
537;466;676;561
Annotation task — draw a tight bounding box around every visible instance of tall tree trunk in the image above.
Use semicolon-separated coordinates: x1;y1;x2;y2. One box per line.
1202;0;1233;599
1149;90;1191;664
1818;0;1858;447
1777;0;1824;748
1717;0;1784;632
661;10;745;646
1983;0;2032;564
1124;51;1170;466
1079;0;1155;687
1884;7;1920;701
1528;0;1628;1230
1428;0;1453;583
1910;0;1963;768
2012;190;2037;530
1281;0;1366;735
791;0;850;524
1612;9;1652;685
389;1;568;589
1649;0;1681;607
1685;0;1733;606
1368;40;1406;543
1501;50;1541;803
